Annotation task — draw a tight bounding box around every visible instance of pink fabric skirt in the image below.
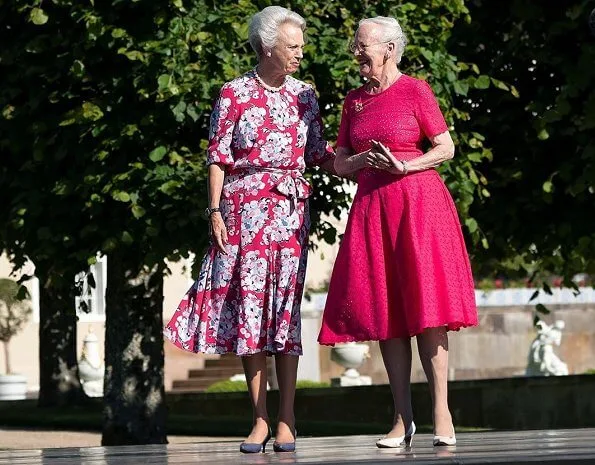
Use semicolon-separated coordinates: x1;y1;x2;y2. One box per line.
318;168;478;344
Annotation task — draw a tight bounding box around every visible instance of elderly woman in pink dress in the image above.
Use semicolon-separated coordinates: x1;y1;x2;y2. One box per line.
164;6;335;454
318;16;478;448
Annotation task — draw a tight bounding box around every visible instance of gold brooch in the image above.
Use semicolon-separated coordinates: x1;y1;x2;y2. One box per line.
354;100;363;113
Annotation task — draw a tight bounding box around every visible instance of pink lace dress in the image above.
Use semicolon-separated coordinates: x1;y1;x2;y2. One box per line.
164;70;333;356
318;75;477;344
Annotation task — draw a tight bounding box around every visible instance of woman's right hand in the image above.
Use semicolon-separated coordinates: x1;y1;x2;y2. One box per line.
210;213;228;254
363;148;382;169
367;141;406;174
365;147;394;170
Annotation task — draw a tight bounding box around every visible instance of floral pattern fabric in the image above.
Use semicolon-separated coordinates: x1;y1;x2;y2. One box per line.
164;70;333;356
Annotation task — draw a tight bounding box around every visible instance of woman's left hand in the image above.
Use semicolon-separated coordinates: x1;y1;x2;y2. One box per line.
367;140;406;174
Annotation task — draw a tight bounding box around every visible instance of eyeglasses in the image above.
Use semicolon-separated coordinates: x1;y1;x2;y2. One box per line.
348;41;390;54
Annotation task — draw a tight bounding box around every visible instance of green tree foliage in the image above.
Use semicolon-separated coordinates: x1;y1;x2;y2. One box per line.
1;0;493;257
1;0;492;444
288;0;496;245
451;0;595;293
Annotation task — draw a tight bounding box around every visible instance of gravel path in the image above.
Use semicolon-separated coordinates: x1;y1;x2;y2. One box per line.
0;428;239;450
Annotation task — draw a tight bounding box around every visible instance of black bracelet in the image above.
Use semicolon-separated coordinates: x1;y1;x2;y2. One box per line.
204;207;221;219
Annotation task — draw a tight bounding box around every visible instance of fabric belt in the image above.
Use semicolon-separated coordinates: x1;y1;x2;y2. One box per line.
230;166;311;213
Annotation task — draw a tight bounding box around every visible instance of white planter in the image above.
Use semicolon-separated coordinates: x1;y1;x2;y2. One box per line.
330;343;372;387
330;342;370;369
0;374;27;401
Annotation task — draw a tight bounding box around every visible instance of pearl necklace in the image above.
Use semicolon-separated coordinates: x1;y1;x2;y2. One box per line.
253;67;286;92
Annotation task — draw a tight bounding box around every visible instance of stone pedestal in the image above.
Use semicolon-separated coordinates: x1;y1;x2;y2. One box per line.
331;368;372;387
297;298;326;383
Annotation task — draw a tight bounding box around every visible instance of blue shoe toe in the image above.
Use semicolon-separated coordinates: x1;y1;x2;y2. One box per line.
239;429;271;454
273;442;296;452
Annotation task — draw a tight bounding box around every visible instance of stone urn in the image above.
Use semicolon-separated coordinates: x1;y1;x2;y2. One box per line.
78;328;105;397
0;374;27;400
330;342;372;387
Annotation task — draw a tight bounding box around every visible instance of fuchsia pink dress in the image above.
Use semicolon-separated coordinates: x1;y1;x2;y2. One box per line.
318;75;477;344
165;70;333;356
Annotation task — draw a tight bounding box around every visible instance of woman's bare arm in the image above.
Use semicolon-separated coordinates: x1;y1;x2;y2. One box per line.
208;163;228;254
368;131;455;174
334;146;372;175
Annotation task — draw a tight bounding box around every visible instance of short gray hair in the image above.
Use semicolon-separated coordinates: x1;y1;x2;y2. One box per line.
248;6;306;56
358;16;408;64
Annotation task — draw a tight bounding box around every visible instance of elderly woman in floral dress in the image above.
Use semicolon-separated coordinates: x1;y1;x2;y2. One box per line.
164;6;335;454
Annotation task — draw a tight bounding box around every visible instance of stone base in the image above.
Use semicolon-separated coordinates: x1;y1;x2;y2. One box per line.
81;380;103;398
331;375;372;387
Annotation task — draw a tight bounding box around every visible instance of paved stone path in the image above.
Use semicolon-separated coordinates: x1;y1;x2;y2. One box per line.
0;428;594;464
0;428;234;450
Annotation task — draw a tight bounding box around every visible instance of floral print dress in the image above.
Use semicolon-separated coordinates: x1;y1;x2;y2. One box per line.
164;70;333;356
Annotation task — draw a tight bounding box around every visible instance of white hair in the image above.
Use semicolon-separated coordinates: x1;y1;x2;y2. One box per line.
248;6;306;56
358;16;408;64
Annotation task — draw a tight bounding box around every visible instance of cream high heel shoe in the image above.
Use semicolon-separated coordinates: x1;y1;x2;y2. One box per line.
376;421;416;448
433;427;456;446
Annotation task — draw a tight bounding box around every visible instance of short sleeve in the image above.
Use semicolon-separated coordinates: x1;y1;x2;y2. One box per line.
304;88;335;167
206;84;238;166
414;80;449;139
335;94;352;150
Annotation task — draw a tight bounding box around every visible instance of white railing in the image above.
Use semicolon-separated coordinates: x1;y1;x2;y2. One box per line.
474;287;595;307
302;287;595;312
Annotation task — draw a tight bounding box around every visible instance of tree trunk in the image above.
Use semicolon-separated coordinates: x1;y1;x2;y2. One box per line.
102;251;167;445
38;271;86;407
2;341;10;375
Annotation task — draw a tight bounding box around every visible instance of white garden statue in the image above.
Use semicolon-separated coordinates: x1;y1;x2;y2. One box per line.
78;327;105;397
526;320;569;376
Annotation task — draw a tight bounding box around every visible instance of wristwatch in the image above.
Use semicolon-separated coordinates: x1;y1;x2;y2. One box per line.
204;206;221;219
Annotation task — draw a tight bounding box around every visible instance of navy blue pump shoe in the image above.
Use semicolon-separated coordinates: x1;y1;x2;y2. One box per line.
273;429;297;453
240;428;272;453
